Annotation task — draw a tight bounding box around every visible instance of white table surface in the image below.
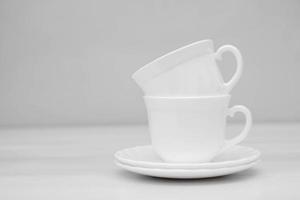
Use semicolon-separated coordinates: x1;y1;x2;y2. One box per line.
0;123;299;199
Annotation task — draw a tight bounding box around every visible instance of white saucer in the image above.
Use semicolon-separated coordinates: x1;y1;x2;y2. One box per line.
116;161;259;179
115;145;260;169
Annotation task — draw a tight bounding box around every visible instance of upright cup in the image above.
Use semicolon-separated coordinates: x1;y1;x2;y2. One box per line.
144;95;252;163
133;40;243;96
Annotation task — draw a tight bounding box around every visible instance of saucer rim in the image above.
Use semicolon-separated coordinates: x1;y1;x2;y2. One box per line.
115;145;261;169
115;160;259;179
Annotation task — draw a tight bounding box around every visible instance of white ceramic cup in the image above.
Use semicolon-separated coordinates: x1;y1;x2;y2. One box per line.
133;40;243;96
144;95;252;163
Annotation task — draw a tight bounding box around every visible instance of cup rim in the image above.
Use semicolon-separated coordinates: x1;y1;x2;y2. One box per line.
144;94;231;99
132;39;214;86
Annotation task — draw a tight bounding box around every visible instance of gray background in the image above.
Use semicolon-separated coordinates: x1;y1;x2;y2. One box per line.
0;0;299;126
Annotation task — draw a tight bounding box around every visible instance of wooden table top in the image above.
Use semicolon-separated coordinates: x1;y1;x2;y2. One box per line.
0;123;299;199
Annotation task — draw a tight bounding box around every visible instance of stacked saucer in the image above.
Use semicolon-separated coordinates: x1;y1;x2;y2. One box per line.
115;40;261;179
115;145;260;179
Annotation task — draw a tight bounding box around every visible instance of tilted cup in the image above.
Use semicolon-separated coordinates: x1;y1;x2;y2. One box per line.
133;40;243;96
144;95;252;163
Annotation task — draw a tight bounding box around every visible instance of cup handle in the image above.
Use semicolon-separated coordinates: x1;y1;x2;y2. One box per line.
215;45;243;93
221;105;252;152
